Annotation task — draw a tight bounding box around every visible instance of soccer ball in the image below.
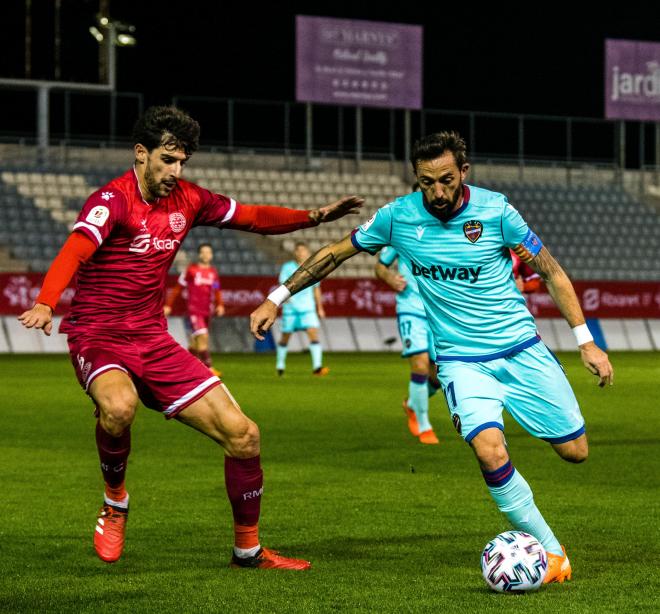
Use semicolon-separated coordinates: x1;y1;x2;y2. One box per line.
481;531;547;593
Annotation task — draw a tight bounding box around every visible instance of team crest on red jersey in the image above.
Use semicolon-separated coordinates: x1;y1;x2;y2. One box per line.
169;212;187;233
463;220;483;243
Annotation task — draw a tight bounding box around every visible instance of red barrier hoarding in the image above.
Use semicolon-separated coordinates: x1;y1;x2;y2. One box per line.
1;273;659;319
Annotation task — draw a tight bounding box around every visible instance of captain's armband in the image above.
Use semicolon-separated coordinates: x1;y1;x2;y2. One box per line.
512;230;543;263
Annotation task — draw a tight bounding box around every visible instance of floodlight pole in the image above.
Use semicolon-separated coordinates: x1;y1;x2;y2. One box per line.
403;109;411;179
37;86;49;151
107;22;117;91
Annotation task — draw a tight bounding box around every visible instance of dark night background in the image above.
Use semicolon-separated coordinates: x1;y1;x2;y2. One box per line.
1;1;659;162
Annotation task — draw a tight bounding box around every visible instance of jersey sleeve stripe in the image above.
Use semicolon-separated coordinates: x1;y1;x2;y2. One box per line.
220;198;237;224
72;222;103;246
350;228;378;254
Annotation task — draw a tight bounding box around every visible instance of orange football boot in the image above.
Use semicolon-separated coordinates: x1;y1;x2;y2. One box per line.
418;429;440;445
230;547;311;570
210;367;222;378
94;503;128;563
313;367;330;376
544;546;572;584
402;399;421;437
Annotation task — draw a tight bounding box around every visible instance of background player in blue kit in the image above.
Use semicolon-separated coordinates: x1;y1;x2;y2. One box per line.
276;242;329;376
252;132;614;585
375;246;441;444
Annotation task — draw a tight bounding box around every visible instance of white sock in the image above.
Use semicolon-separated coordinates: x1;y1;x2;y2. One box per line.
104;493;129;509
234;544;261;558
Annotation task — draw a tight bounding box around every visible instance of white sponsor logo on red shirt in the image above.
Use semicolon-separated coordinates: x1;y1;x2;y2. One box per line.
128;233;181;254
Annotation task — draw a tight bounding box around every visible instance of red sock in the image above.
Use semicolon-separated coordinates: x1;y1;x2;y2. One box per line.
225;455;263;548
198;349;212;367
95;421;130;501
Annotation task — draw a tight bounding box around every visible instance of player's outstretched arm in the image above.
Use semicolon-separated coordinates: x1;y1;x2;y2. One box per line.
18;232;97;336
228;196;364;235
250;234;358;339
18;303;54;335
528;246;613;387
309;196;365;223
374;262;407;292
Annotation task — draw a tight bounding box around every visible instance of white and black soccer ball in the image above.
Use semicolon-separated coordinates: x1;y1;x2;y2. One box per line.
481;531;547;593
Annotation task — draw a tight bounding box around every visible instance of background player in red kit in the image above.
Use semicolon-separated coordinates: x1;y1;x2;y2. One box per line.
18;106;363;570
510;249;542;296
164;243;225;376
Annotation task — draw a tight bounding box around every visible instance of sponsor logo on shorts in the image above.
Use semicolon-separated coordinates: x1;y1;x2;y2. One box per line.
77;354;92;382
169;211;187;233
451;413;462;435
463;220;483;243
86;205;110;227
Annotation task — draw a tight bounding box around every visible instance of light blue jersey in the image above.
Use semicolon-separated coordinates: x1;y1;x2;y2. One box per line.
378;246;426;318
279;260;318;314
353;185;543;361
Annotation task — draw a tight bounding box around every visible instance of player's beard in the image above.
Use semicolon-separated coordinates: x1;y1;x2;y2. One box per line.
144;162;175;198
425;184;463;221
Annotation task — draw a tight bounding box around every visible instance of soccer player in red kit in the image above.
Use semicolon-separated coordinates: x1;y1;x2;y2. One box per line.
164;243;224;376
18;106;363;570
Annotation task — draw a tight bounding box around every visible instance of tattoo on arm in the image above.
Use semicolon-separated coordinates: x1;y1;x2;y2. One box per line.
527;247;564;282
283;236;357;294
527;246;585;327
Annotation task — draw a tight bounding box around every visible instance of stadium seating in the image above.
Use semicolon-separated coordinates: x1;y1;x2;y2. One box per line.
0;156;658;354
2;164;660;280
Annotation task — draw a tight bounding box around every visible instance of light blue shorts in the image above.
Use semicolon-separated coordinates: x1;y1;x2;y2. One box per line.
280;310;320;333
397;313;435;360
436;341;585;444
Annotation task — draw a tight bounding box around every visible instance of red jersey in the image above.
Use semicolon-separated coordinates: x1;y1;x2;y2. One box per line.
178;264;221;316
61;168;239;335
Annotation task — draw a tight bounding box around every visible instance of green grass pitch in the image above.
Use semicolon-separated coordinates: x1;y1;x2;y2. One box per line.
1;351;658;613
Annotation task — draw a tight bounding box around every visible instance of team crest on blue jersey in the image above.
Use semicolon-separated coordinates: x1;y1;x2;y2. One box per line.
463;220;483;243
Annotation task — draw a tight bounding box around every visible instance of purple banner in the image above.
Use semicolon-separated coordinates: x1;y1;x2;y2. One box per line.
605;39;660;121
296;16;422;110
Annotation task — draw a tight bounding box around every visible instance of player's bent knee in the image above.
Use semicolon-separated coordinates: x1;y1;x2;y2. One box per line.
410;355;430;375
470;429;509;472
96;391;138;435
554;437;588;463
226;419;260;458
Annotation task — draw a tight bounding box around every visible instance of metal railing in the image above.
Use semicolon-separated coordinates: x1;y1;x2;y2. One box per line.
1;84;660;175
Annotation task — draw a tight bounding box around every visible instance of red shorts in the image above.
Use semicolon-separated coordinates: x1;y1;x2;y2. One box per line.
186;313;210;336
67;331;221;418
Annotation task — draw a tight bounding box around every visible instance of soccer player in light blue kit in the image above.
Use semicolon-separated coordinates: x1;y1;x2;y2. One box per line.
276;242;329;376
375;246;442;444
252;132;614;584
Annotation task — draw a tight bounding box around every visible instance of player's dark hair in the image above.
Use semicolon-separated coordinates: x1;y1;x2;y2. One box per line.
132;106;200;156
410;131;468;171
198;243;213;253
